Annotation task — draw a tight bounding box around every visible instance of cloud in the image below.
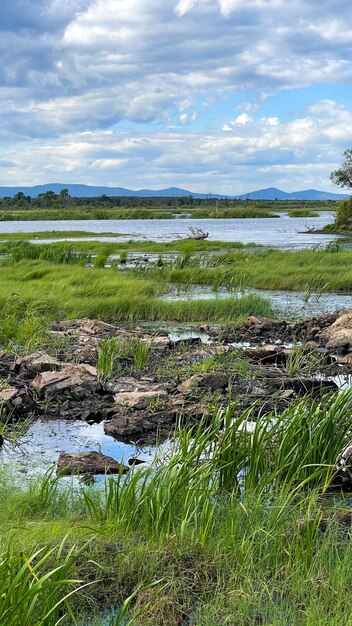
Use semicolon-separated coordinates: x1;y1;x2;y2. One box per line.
0;98;351;193
0;0;352;191
1;0;352;135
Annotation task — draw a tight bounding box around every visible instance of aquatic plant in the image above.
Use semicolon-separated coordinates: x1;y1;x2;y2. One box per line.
97;337;121;385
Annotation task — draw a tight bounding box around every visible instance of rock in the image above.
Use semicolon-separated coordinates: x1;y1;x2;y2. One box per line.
20;351;61;373
178;372;229;393
305;340;320;350
178;375;199;393
114;389;167;410
280;389;295;399
250;386;267;397
244;346;286;364
31;364;98;398
0;387;19;402
336;352;352;364
105;376;161;394
247;316;274;331
128;457;146;466
9;357;23;374
322;312;352;350
104;415;147;438
57;451;129;475
0;386;40;419
282;378;338;396
149;336;172;350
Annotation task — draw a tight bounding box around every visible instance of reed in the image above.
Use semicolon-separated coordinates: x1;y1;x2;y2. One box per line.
1;392;352;623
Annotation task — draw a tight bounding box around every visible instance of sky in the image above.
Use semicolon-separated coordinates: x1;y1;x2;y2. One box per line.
1;0;352;194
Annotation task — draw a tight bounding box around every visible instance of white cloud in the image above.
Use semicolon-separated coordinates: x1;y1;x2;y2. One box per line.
1;1;352;191
233;113;253;125
0;98;351;193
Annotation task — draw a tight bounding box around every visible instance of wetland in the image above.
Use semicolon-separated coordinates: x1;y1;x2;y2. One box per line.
1;203;352;625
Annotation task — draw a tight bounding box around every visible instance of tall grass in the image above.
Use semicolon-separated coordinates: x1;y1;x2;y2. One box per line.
84;391;352;535
0;539;89;626
10;241;92;265
0;260;274;327
136;247;352;292
1;392;352;624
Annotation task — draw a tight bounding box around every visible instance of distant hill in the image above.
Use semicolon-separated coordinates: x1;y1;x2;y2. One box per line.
235;187;348;201
0;183;347;200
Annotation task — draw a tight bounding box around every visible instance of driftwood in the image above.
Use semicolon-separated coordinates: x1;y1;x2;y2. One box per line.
187;227;209;240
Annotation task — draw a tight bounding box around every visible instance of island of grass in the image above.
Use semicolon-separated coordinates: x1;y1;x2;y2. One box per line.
0;192;338;220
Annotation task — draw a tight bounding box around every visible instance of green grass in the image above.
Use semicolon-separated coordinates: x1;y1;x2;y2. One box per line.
137;247;352;292
1;392;352;624
0;230;128;241
5;238;352;293
288;209;319;217
0;205;278;221
0;259;274;352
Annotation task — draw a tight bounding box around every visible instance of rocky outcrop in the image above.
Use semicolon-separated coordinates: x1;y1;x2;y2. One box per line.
30;364;113;421
31;364;98;398
57;451;129;475
321;312;352;352
0;386;40;419
16;351;61;373
114;389;168;410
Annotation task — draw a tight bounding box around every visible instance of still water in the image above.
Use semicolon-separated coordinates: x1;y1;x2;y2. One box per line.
164;286;352;318
0;420;157;479
0;212;342;249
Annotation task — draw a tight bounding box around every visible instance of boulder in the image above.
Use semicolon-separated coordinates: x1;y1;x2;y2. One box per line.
104;415;147;438
31;364;98;399
19;351;62;373
149;336;172;350
114;389;167;410
244;346;286;364
322;312;352;350
57;451;128;475
247;316;274;331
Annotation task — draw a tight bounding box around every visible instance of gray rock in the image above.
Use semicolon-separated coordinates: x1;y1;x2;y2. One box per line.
104;415;146;438
20;351;61;373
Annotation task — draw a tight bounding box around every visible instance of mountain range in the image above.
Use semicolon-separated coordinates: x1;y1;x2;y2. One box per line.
0;183;347;201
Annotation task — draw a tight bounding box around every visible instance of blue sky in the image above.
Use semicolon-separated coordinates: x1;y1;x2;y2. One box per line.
1;0;352;194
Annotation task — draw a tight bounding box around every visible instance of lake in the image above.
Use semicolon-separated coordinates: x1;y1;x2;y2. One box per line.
0;211;342;249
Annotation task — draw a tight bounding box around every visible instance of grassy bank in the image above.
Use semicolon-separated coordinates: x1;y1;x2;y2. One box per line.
0;230;130;241
0;205;279;221
0;259;274;346
1;392;352;624
131;247;352;293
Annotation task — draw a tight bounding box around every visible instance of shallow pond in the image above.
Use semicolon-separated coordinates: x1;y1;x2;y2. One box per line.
0;420;157;479
0;212;342;250
164;285;352;318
